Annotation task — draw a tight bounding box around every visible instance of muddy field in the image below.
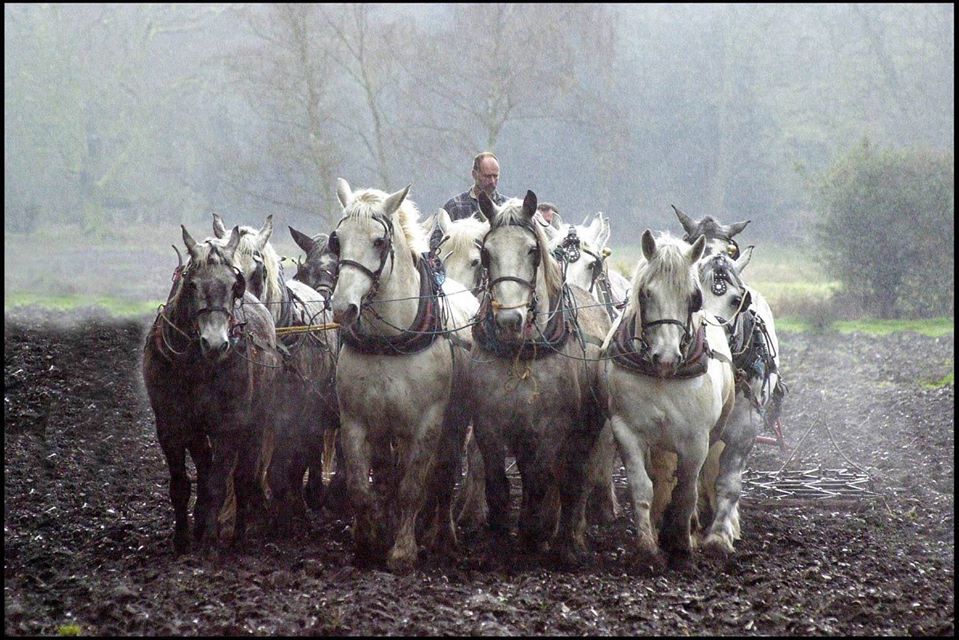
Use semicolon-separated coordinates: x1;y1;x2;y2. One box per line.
4;309;954;635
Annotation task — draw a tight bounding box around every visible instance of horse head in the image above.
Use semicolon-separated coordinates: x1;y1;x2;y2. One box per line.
290;226;338;300
549;212;611;294
434;208;489;293
179;224;247;360
330;178;424;328
672;205;749;259
478;190;562;341
633;230;706;377
209;214;279;307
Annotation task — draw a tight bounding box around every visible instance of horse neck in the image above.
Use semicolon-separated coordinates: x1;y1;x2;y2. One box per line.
361;249;421;337
532;261;556;332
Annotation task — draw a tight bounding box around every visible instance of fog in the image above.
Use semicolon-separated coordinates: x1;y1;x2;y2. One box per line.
4;4;954;285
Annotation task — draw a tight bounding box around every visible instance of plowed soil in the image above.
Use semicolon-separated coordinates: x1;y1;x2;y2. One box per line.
4;309;954;635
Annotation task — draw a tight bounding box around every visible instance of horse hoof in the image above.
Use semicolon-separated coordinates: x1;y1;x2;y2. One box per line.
387;551;417;575
629;549;666;574
703;533;735;556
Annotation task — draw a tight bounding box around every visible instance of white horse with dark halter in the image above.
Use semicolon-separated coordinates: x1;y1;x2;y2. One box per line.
425;207;491;530
329;179;477;572
469;190;611;565
695;250;783;552
603;230;735;570
543;211;632;523
209;214;340;530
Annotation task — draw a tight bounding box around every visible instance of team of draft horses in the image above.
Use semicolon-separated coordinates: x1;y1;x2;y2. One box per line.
143;179;784;573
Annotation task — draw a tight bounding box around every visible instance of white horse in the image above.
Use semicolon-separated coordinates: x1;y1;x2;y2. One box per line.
426;208;490;530
209;214;340;529
603;231;735;570
469;190;611;564
544;211;632;523
696;249;783;553
330;179;477;572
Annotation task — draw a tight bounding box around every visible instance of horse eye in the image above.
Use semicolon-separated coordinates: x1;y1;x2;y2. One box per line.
731;296;742;307
470;258;480;267
373;237;385;249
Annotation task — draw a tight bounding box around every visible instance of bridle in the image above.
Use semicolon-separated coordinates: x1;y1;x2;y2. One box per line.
477;220;542;316
327;214;395;308
635;284;703;356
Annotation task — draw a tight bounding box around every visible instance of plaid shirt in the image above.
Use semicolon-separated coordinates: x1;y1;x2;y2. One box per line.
430;188;507;250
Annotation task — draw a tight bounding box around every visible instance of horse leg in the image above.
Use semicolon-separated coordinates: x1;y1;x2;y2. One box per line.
660;435;709;564
387;407;444;573
202;435;239;547
517;445;558;556
649;450;677;544
187;434;213;544
474;420;510;538
159;431;191;555
456;425;489;531
266;419;306;537
324;424;351;516
611;417;662;571
553;424;598;565
340;416;379;563
420;405;468;557
586;420;621;525
704;416;756;555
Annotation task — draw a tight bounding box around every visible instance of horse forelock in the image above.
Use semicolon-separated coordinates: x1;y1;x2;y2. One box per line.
235;227;284;308
490;199;563;297
344;189;428;260
632;233;698;306
443;216;488;256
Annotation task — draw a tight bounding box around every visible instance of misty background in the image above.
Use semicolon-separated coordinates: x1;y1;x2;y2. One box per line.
4;3;954;273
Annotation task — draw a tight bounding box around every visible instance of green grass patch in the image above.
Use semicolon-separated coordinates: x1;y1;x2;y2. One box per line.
921;371;954;389
833;317;954;337
5;293;162;317
776;315;954;336
57;624;82;636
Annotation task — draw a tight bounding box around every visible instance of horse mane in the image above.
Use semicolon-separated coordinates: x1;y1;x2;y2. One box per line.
441;215;488;257
347;189;428;262
492;198;564;298
631;232;697;307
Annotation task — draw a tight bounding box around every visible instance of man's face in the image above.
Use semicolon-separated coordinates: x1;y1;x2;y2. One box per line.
539;207;555;223
472;157;500;195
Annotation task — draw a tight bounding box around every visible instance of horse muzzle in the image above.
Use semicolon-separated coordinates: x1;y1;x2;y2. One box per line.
332;302;359;328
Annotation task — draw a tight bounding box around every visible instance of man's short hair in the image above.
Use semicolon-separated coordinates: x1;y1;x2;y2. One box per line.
472;151;499;172
537;202;559;214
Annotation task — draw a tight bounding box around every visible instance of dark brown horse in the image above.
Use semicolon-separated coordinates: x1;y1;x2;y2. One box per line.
143;225;280;553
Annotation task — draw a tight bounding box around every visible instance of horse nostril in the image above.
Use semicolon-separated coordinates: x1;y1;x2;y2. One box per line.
219;341;230;354
199;337;210;353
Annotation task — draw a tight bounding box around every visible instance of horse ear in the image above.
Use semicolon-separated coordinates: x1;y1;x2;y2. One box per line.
255;215;274;251
382;184;411;217
641;229;656;261
672;204;696;235
687;235;706;264
597;213;612;249
224;226;242;262
585;216;603;245
437;208;453;233
289;226;317;255
336;178;353;208
734;245;754;274
477;191;497;225
182;225;200;262
522;190;538;219
212;213;227;239
725;219;751;238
